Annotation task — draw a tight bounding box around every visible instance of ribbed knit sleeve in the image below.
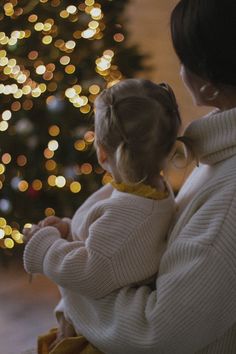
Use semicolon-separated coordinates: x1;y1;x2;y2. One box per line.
23;224;117;299
24;190;173;300
72;245;236;354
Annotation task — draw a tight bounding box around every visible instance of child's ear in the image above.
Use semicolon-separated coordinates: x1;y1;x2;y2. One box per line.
96;143;108;165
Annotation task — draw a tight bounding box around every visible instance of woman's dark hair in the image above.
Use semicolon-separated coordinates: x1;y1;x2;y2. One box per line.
170;0;236;86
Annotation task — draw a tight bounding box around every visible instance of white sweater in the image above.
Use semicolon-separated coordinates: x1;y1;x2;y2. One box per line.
41;107;236;354
23;184;175;299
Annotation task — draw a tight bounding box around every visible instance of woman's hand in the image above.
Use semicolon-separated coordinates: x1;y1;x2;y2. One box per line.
49;313;77;351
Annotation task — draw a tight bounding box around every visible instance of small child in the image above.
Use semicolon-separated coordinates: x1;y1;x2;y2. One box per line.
23;79;181;353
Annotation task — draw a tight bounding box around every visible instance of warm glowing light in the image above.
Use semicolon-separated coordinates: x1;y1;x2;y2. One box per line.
65;64;76;74
81;163;92;174
102;172;113;185
48;175;56;186
80;104;91;114
84;131;95;143
46;63;56;72
49;125;60;136
18;180;29;192
90;7;102;19
74;85;82;94
89;84;100;95
39;83;47;92
23;99;33;111
55;175;66;188
8;37;17;46
45;159;57;171
88;21;99;29
60;10;69;18
60;56;70;65
114;33;125;42
0;57;9;66
17;74;27;84
8;58;17;67
36;65;46;75
85;0;95;5
81;29;96;39
48;140;59;151
32;179;43;191
2;110;12;121
0;218;7;228
74;139;86;151
43;71;53;81
4;238;14;249
65;40;76;50
42;35;53;45
24;223;32;229
28;51;38;60
103;49;114;58
45;208;55;216
34;22;44;31
44;148;54;159
17;155;27;167
96;57;111;71
0;229;4;239
70;181;81;193
28;14;38;23
11;101;21;111
0;164;6;174
2;153;11;164
43;23;52;31
4;225;12;235
66;5;77;14
12;230;24;243
65;88;76;98
73;30;81;39
0;121;8;131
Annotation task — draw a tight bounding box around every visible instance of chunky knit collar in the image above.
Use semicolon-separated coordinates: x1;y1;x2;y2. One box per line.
183;107;236;165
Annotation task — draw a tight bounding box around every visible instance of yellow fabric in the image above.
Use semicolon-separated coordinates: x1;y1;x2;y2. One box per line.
111;180;169;200
38;328;103;354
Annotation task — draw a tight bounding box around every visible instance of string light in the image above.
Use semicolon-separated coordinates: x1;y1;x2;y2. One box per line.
0;0;128;250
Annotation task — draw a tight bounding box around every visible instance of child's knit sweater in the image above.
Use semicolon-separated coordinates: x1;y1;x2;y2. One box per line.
24;183;175;299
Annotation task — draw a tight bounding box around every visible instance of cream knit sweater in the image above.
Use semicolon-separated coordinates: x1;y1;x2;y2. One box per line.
23;183;175;298
24;108;236;354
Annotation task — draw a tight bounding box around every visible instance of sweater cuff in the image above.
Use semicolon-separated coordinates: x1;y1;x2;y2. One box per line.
23;226;60;275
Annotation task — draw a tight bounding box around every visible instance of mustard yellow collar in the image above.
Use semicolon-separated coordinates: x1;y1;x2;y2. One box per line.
111;181;169;200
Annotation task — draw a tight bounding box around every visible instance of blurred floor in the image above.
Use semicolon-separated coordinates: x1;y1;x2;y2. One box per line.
0;260;59;354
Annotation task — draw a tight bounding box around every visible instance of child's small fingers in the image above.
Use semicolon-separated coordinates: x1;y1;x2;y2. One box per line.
43;215;61;226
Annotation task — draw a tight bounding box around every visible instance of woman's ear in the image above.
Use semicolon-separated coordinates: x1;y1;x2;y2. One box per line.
96;143;108;165
199;83;220;101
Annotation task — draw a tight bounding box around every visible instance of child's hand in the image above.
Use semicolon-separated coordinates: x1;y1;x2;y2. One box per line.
38;216;70;239
23;224;41;244
49;313;77;351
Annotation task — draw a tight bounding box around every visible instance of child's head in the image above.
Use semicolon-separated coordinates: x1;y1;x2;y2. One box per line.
94;79;181;184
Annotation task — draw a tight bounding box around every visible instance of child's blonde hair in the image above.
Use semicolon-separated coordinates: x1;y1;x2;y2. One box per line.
94;79;181;184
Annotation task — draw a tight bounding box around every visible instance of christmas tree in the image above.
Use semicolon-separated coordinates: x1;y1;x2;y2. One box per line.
0;0;144;253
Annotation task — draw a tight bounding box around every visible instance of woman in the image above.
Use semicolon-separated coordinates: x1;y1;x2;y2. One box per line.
27;0;236;353
58;1;236;353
